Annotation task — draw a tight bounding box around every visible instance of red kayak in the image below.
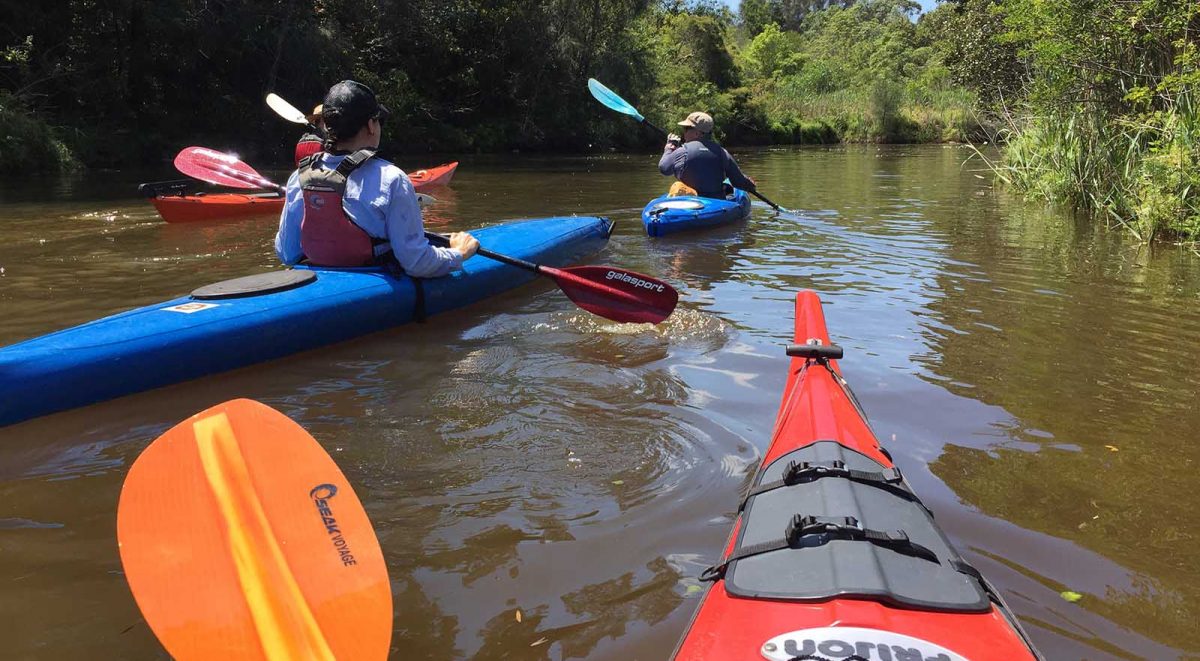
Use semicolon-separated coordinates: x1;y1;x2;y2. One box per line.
147;161;459;223
673;291;1041;661
409;161;458;189
151;191;284;224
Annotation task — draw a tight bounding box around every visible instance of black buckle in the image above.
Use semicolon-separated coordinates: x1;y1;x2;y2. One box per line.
785;338;843;360
783;460;846;485
787;514;860;542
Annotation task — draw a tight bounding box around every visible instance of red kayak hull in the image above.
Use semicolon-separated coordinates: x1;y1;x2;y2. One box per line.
673;290;1040;661
409;161;458;189
152;192;284;223
151;162;459;223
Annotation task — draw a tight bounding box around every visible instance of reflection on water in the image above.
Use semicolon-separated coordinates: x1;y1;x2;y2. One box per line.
2;147;1200;659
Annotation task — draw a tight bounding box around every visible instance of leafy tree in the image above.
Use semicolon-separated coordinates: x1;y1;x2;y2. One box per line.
918;0;1026;106
738;0;773;36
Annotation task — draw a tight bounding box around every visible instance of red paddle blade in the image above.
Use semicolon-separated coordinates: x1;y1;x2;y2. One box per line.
543;265;679;324
175;146;279;191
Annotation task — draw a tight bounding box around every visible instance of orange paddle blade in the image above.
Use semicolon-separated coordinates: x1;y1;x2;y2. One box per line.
117;399;391;660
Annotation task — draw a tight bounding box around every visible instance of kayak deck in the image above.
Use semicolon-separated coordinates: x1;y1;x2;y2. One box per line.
0;216;612;427
672;291;1041;661
641;188;752;237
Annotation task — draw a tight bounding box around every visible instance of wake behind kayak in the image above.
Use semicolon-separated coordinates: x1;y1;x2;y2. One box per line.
0;216;612;427
672;290;1042;661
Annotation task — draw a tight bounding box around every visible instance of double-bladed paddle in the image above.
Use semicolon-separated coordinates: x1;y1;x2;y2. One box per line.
174;147;679;324
586;78;790;214
116;399;392;660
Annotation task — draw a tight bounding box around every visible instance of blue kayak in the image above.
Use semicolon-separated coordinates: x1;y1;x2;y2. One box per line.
0;216;613;427
640;188;752;237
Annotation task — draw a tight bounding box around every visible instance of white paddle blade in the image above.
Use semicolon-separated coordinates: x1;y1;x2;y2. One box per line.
416;193;437;208
267;93;308;124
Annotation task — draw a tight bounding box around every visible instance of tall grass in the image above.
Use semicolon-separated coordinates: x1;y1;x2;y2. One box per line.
759;83;984;144
980;92;1200;241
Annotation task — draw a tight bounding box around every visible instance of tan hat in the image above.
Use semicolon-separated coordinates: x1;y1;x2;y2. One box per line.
678;111;714;133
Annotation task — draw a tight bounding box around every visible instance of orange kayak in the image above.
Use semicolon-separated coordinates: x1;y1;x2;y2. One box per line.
148;162;460;223
409;161;458;189
152;192;285;224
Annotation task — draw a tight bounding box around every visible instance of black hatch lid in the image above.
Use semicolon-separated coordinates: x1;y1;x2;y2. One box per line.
723;441;992;613
191;270;316;300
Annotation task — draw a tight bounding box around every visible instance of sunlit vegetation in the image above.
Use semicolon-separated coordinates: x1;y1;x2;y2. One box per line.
1;0;1196;239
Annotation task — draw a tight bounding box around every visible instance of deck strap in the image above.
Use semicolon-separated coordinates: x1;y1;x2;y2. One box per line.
700;514;939;582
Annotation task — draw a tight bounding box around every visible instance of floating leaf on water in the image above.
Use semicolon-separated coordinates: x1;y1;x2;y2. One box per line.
1060;591;1084;602
1105;445;1119;452
612;480;624;485
531;637;548;647
685;584;704;595
515;609;522;622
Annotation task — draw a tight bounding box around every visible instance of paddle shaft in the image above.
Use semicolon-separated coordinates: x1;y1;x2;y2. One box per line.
424;232;539;272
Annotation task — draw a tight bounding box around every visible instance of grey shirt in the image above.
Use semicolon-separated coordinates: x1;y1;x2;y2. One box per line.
658;138;755;198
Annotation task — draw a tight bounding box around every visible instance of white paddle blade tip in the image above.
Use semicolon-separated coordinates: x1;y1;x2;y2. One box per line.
266;93;309;124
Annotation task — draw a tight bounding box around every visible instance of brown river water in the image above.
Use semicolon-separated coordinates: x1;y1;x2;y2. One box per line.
1;146;1199;660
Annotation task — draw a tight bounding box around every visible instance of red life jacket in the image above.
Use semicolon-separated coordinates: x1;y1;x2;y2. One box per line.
298;149;385;267
294;134;323;167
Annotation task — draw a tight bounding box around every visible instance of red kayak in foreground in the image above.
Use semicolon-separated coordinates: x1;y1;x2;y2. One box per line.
147;161;460;223
674;291;1041;661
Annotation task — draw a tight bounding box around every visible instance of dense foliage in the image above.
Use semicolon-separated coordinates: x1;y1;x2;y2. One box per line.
1;0;1196;239
0;0;978;173
985;0;1200;240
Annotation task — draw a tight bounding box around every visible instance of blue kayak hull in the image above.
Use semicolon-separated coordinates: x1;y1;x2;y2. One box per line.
0;216;612;427
640;189;752;237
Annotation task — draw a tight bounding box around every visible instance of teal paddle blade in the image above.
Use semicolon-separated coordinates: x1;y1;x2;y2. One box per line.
587;78;644;122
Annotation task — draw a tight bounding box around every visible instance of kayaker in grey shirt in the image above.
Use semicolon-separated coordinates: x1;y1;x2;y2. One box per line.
658;111;756;199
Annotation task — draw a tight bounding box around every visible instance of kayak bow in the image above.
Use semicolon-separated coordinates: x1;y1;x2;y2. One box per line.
673;291;1042;661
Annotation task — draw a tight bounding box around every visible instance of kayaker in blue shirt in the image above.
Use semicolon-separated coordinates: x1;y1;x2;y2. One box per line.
658;111;756;199
274;80;478;275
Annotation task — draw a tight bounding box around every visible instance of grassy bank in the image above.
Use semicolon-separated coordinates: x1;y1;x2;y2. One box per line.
985;103;1200;241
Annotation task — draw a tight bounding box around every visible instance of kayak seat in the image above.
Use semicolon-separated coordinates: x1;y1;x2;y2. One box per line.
192;270;317;300
711;440;993;613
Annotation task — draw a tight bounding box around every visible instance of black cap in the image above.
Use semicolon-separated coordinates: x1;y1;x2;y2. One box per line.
321;80;391;137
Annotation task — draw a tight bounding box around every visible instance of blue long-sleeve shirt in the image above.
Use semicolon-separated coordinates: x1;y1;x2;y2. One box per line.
658;138;755;198
274;154;464;277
